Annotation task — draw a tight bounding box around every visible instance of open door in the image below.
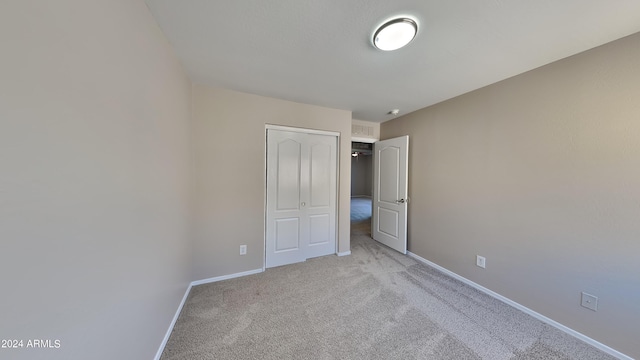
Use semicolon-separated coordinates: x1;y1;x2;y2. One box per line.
372;136;408;254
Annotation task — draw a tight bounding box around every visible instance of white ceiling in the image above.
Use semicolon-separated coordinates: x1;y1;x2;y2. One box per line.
145;0;640;123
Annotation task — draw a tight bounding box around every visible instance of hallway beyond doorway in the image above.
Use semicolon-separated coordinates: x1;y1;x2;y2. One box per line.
350;197;371;223
350;197;372;237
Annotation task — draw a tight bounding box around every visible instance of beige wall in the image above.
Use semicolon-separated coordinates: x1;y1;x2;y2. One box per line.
0;1;192;359
351;154;373;197
192;85;352;279
381;32;640;357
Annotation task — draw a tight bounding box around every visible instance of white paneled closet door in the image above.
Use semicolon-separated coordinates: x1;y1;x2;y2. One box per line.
266;128;337;268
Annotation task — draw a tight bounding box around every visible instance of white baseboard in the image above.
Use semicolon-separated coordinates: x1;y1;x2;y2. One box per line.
406;251;632;360
154;282;192;360
191;268;264;286
337;250;351;256
155;268;264;359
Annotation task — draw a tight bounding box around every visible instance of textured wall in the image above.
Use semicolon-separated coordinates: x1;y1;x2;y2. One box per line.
0;1;192;359
381;32;640;358
352;119;380;141
192;86;352;280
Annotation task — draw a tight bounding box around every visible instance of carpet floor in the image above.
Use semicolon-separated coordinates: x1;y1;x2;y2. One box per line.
161;220;615;360
350;197;372;223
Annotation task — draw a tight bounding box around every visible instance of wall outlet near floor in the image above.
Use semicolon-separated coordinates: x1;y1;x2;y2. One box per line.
240;245;247;255
581;292;598;311
476;255;486;269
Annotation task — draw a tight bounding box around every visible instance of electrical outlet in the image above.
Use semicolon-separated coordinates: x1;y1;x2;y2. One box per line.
581;292;598;311
240;245;247;255
476;255;486;269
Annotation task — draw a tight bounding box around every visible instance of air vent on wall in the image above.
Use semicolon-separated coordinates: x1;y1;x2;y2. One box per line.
352;124;374;137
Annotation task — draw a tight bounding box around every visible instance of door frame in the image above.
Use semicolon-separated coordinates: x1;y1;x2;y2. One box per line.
264;124;341;269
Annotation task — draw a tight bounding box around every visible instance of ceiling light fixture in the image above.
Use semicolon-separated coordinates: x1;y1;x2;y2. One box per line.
373;17;418;51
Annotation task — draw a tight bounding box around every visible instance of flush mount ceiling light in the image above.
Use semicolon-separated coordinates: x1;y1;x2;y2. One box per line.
373;17;418;51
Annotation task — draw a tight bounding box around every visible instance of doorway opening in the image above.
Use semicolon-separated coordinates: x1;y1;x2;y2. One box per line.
350;142;373;236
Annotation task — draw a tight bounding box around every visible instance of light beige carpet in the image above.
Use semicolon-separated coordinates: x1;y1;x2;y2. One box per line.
161;222;615;360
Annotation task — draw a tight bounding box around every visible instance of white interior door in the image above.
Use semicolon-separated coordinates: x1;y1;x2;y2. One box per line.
372;136;408;254
266;129;337;268
305;134;338;259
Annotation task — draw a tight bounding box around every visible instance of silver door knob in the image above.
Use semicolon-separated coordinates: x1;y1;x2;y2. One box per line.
301;202;306;207
396;199;405;204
